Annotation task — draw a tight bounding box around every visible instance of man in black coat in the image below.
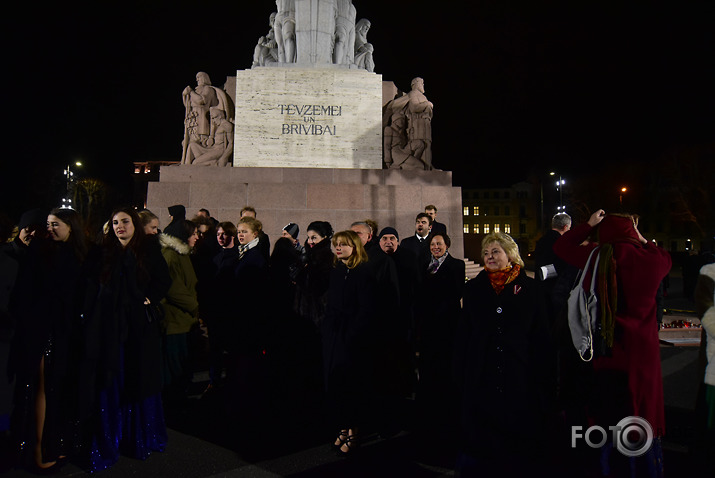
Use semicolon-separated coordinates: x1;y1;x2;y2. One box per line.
534;212;571;321
424;204;447;237
372;227;421;435
201;221;240;395
400;213;432;268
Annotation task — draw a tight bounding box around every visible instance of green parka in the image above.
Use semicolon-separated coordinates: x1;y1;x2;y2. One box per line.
159;233;199;335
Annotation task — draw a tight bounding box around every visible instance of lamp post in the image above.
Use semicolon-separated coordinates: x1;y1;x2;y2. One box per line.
61;161;83;209
619;186;627;206
550;172;566;212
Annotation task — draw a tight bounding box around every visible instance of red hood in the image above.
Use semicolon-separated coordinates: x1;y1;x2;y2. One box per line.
597;215;641;245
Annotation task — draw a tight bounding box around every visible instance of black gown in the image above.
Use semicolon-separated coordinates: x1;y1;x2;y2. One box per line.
8;239;84;466
79;239;171;471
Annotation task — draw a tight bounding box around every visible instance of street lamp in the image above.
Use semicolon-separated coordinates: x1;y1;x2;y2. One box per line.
619;187;627;206
61;161;83;209
550;172;566;212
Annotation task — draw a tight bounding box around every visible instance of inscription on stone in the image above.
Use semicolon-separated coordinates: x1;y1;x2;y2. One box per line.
279;105;342;116
234;68;382;169
279;104;342;135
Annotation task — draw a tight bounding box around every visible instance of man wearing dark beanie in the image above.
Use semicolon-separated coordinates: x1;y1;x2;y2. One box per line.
377;227;399;250
281;223;303;253
165;205;188;240
373;226;419;437
168;205;186;220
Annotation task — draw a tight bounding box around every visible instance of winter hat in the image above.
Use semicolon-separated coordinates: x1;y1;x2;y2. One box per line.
378;227;399;241
283;223;300;240
168;205;186;220
18;208;46;230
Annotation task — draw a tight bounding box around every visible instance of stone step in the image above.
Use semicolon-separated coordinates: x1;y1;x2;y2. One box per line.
463;258;483;279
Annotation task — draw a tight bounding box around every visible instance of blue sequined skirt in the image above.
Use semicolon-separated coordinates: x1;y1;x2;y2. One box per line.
89;351;167;472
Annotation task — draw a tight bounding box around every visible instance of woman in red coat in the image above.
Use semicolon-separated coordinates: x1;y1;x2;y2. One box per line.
554;209;671;477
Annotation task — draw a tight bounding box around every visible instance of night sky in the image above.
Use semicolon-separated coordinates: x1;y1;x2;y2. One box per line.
5;0;714;220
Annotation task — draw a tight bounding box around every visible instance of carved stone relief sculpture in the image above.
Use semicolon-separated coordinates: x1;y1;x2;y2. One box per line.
253;12;279;67
275;0;297;63
354;18;374;72
382;77;433;170
181;72;234;166
334;0;356;65
251;1;374;71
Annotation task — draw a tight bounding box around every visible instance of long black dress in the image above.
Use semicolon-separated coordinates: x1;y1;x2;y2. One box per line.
321;262;375;429
80;238;171;471
8;239;84;466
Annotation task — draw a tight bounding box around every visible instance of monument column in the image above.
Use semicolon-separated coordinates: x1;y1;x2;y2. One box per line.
295;0;337;65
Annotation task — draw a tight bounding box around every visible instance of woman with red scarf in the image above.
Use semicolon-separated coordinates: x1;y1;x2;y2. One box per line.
554;209;671;477
454;232;550;476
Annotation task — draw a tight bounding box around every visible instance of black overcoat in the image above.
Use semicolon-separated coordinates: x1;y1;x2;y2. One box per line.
454;269;550;457
321;262;375;393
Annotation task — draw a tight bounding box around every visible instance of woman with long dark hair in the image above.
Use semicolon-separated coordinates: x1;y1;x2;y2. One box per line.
81;207;171;472
294;221;334;328
9;208;87;472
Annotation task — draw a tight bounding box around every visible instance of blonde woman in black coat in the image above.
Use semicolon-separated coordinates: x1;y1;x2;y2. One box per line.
454;232;549;476
321;230;374;456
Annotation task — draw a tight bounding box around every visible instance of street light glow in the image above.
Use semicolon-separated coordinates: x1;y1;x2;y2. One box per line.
621;187;627;192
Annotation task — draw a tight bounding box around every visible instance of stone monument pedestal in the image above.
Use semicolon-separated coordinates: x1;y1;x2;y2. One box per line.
233;67;382;169
147;165;464;258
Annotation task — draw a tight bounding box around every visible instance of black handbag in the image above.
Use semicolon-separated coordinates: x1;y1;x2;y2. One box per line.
145;302;164;324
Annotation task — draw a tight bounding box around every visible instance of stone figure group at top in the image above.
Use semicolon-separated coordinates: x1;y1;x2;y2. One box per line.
181;72;235;167
252;0;374;71
383;78;434;171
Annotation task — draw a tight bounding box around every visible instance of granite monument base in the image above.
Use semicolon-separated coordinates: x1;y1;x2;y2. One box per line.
147;165;464;258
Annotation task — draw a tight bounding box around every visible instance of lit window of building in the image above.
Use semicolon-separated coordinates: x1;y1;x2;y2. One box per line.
464;224;469;233
484;224;490;234
473;206;479;216
494;224;500;233
473;224;480;234
504;224;511;234
463;207;469;216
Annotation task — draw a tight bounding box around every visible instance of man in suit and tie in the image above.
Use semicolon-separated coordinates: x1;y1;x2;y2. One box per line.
400;213;432;267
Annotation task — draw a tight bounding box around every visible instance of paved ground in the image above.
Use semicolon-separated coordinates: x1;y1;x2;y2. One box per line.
1;271;710;477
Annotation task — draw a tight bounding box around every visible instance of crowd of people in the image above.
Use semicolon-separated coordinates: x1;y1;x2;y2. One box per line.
2;201;707;477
